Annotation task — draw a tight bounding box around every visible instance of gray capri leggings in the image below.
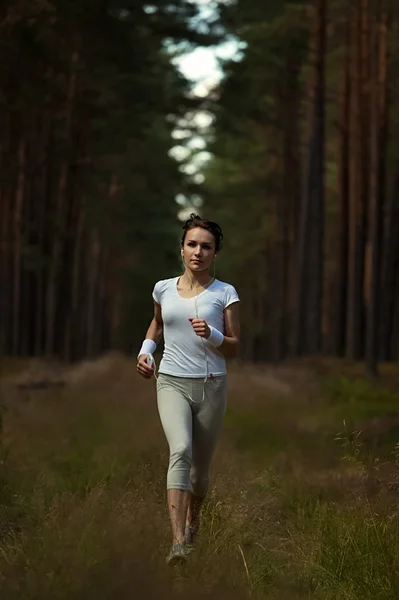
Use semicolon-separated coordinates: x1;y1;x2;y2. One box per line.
156;373;228;497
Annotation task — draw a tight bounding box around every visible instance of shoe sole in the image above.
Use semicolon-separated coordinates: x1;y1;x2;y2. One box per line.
166;553;187;566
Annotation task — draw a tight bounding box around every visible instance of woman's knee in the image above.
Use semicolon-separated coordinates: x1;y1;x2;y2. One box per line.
169;441;192;467
167;441;192;489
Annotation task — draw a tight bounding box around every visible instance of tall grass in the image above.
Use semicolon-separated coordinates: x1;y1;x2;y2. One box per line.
1;356;399;598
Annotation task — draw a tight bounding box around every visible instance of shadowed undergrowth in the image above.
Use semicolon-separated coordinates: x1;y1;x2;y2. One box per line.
1;355;399;599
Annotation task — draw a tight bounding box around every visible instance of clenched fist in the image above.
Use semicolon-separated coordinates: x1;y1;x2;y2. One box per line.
189;318;210;339
137;354;154;379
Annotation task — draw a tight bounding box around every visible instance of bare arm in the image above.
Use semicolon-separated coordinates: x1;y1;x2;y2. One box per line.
189;301;240;358
142;301;163;347
137;301;163;379
218;302;240;358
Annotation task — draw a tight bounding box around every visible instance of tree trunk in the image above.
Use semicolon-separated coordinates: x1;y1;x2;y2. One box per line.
20;157;31;357
110;281;122;351
279;51;302;359
45;51;79;356
294;0;326;355
12;137;26;355
380;175;399;360
358;0;371;356
86;228;101;358
33;112;51;356
347;2;365;359
365;13;380;376
366;9;387;376
34;160;46;356
98;248;109;354
0;128;11;354
0;188;10;354
64;196;85;361
392;234;399;360
334;19;351;357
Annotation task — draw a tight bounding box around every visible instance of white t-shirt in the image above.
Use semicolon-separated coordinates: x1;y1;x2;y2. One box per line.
153;277;239;378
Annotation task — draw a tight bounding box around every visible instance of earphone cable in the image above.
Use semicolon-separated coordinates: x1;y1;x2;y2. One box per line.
149;274;216;404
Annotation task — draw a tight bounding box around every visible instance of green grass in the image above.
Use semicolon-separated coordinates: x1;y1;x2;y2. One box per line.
324;376;399;419
1;357;399;599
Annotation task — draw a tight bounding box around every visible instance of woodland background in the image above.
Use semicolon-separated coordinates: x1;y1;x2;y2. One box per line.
1;0;398;377
2;3;399;598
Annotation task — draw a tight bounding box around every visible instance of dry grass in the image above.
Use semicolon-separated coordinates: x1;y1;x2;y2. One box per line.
1;354;399;599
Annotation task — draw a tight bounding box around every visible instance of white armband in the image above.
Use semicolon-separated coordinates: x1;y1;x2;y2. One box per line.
138;339;157;358
207;326;224;348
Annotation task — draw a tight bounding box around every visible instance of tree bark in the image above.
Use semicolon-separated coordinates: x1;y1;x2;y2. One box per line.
34;160;46;356
0;128;11;354
0;189;10;354
45;51;79;355
98;248;109;354
86;228;101;358
12;137;26;355
20;152;31;357
347;2;366;360
334;19;351;357
64;196;85;361
279;51;302;359
366;9;387;376
392;232;399;360
294;0;326;355
380;175;399;360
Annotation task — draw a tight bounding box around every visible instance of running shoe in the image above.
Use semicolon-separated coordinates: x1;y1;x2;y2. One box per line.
166;543;188;566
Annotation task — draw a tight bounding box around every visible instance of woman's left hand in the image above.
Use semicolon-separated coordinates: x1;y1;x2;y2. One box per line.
189;318;210;339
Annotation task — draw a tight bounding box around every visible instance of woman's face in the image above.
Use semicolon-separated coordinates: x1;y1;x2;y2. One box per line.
181;227;216;273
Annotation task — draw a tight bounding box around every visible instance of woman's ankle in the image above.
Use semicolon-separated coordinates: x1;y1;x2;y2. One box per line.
186;517;199;529
173;537;185;546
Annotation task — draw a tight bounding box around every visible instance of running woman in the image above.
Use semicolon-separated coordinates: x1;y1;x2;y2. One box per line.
137;214;240;565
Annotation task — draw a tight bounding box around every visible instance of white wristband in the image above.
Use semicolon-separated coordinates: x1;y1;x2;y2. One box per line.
138;339;157;358
207;326;224;348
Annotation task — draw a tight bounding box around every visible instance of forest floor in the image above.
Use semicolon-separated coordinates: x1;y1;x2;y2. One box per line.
1;353;399;599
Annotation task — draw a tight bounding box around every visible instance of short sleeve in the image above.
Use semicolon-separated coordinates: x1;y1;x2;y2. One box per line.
152;280;163;305
224;284;240;309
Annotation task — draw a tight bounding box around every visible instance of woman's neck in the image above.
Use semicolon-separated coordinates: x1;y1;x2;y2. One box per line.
180;269;213;289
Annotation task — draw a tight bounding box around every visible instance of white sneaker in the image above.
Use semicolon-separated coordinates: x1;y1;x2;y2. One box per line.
166;543;188;566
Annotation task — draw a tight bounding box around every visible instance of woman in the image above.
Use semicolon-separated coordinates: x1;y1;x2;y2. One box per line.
137;213;240;565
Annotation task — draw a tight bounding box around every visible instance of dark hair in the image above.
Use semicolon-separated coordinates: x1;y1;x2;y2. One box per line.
181;213;224;252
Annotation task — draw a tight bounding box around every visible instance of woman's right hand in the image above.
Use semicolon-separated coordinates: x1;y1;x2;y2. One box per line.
137;354;154;379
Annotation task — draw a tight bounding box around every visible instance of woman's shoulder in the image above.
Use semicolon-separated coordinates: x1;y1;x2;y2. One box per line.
213;279;240;305
154;276;178;288
152;277;178;303
213;278;238;292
